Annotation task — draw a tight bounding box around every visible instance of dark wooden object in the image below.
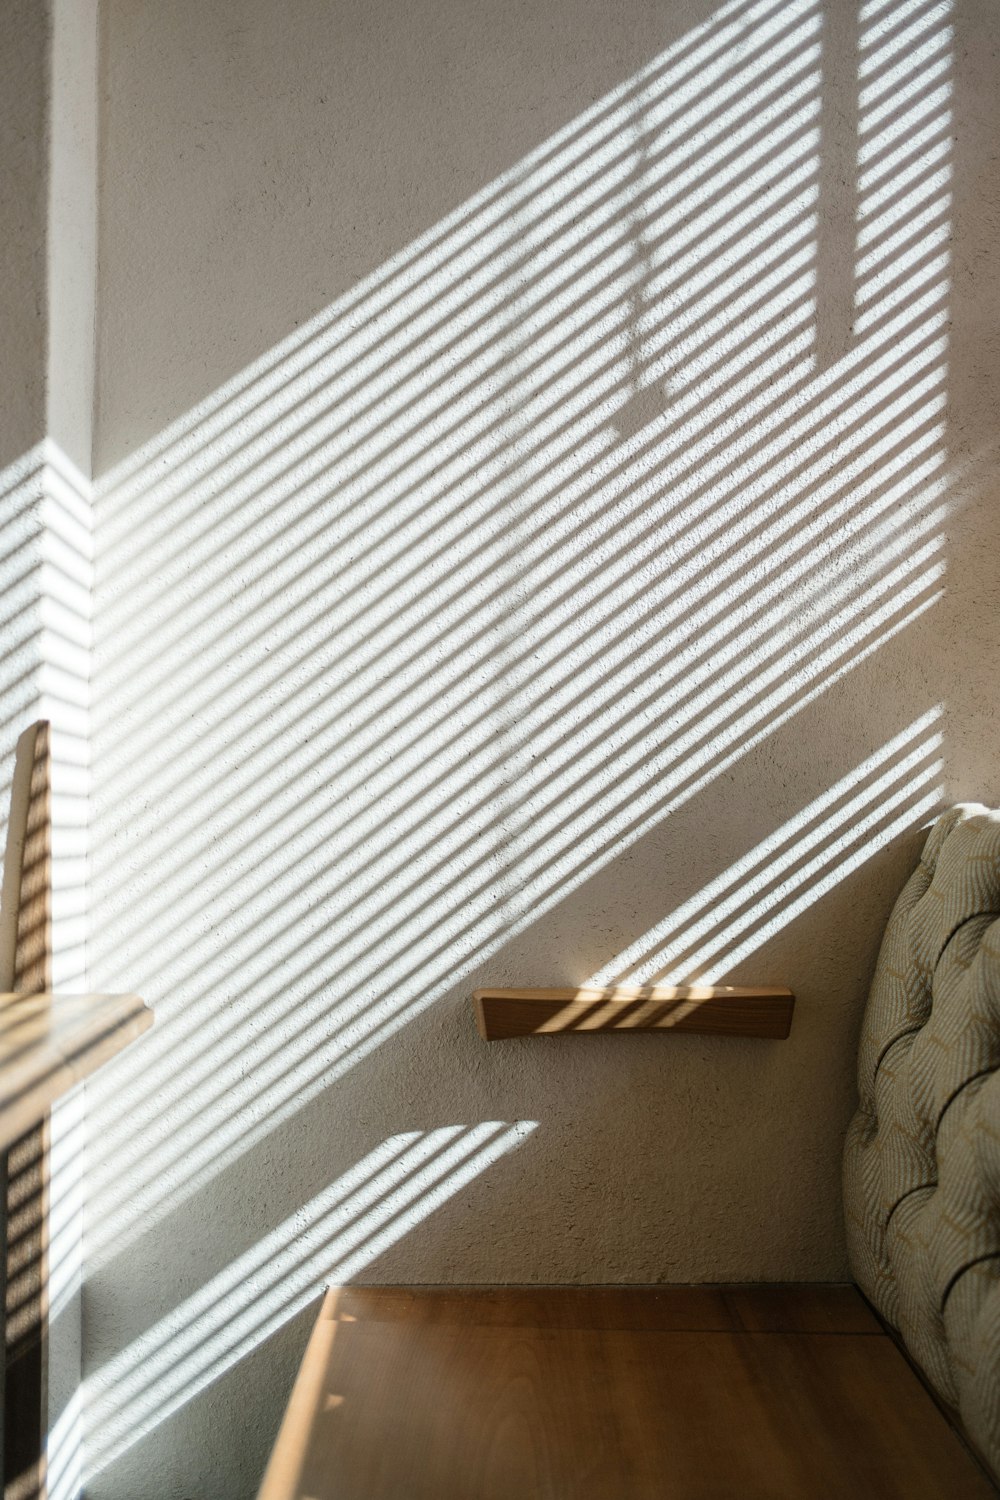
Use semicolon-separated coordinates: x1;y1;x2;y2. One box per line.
4;722;52;1500
0;992;152;1153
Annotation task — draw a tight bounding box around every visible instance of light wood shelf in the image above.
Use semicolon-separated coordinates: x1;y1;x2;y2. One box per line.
473;985;794;1041
0;992;152;1150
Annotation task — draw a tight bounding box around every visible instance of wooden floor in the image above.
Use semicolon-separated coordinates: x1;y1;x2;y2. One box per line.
258;1285;997;1499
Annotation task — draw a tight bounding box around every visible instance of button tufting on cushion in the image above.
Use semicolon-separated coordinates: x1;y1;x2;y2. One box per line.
844;804;1000;1469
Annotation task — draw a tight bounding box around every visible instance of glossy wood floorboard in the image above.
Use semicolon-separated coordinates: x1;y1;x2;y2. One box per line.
258;1286;997;1500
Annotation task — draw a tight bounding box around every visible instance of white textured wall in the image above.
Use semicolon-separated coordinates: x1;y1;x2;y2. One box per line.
0;1;49;477
0;6;49;960
47;0;99;481
40;7;99;1492
86;0;1000;1495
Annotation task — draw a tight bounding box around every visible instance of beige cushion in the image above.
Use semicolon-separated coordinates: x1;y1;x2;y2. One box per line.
843;804;1000;1470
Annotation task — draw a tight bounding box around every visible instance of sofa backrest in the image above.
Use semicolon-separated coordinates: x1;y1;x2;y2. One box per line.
844;804;1000;1472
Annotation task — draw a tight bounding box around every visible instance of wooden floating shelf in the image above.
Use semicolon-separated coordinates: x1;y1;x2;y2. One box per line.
473;985;794;1041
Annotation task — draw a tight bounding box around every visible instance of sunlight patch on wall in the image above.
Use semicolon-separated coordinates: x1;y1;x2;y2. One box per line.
0;439;93;1500
47;1389;82;1500
83;1122;535;1476
587;709;943;985
86;0;953;1269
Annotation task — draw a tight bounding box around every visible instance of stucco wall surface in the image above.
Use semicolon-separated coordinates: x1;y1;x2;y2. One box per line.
86;0;1000;1494
0;0;49;476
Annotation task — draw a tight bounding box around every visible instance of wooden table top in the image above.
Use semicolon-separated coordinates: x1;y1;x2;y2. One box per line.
258;1284;997;1499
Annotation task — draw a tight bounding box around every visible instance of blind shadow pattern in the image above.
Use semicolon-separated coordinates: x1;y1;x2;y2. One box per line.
83;1122;534;1476
85;0;953;1467
0;444;92;1500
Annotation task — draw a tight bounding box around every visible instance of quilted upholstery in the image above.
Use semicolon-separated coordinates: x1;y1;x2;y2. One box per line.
843;804;1000;1472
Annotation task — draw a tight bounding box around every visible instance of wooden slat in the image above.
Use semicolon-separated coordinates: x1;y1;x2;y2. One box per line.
0;993;152;1154
473;985;794;1040
12;721;51;997
1;723;151;1500
5;720;52;1500
258;1286;995;1500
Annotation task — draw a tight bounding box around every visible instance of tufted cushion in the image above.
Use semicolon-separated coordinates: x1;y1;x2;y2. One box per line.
844;804;1000;1471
